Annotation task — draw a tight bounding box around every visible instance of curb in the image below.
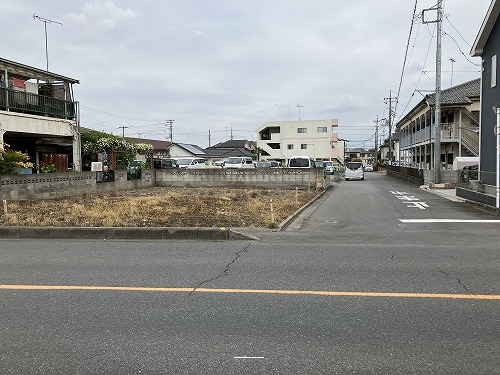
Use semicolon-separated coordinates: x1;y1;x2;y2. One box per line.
278;185;334;231
0;226;256;241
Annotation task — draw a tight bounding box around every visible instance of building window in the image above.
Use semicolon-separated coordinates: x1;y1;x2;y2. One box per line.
297;127;307;133
301;144;308;149
287;144;294;150
317;127;327;133
492;55;497;88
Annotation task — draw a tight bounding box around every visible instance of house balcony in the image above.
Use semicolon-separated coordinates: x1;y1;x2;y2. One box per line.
0;87;76;120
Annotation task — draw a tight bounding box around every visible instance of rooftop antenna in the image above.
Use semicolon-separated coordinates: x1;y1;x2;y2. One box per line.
297;104;304;120
33;13;62;71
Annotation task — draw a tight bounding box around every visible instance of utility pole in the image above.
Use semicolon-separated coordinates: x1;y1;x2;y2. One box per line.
33;14;62;71
384;92;398;165
423;0;443;183
230;127;233;140
208;129;211;147
165;119;174;142
119;126;129;138
374;116;380;168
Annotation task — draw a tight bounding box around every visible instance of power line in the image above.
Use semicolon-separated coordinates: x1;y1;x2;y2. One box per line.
79;105;164;123
444;14;472;47
395;0;419;119
396;22;437;123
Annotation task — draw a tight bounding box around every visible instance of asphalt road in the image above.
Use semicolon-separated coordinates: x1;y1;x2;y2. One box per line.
1;173;499;374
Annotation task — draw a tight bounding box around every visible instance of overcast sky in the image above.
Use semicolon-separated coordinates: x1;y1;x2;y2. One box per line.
2;0;492;149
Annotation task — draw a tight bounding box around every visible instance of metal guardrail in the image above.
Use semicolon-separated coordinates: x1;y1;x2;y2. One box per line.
0;87;76;119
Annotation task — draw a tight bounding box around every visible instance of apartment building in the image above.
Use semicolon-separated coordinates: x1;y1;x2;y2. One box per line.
396;79;480;170
256;119;342;165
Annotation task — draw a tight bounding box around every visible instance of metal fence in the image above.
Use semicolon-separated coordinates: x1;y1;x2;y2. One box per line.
387;165;424;185
0;87;76;119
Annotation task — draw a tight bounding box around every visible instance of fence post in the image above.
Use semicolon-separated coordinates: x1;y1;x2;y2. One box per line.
3;199;8;225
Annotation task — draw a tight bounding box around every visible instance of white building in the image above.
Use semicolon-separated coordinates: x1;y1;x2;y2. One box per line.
256;119;343;165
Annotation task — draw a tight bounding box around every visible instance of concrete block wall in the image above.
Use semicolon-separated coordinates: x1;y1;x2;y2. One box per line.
1;169;155;201
1;173;96;200
423;170;460;185
155;169;319;189
1;168;316;201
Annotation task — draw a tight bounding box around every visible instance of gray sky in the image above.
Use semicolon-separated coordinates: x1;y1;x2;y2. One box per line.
2;0;491;148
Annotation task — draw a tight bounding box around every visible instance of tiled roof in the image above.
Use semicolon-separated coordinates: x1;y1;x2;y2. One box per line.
425;78;480;106
126;137;171;150
203;148;254;158
209;139;255;149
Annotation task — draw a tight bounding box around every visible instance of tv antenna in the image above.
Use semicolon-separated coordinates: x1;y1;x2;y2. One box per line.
33;13;62;71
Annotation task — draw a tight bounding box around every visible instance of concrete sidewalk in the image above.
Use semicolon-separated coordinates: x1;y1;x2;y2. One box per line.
420;185;466;202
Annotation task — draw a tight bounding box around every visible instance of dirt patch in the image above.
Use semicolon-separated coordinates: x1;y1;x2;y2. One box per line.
1;187;321;228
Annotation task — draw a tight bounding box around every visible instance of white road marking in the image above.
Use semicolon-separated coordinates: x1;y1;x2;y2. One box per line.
405;201;429;209
234;356;265;359
400;219;500;223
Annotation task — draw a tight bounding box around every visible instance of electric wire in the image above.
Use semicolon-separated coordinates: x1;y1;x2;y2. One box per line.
395;0;419;120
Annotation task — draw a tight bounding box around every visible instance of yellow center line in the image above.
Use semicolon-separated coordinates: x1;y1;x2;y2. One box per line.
1;284;500;300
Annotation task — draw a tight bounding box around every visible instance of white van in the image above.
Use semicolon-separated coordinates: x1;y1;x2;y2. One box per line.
288;156;314;168
176;157;206;169
344;161;364;180
224;157;255;169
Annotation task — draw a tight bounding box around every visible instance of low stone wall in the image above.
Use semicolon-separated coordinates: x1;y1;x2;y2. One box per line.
156;168;321;189
423;170;460;185
1;169;155;201
1;168;320;201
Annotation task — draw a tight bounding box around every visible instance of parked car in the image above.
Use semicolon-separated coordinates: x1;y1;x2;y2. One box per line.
153;158;178;169
269;161;282;168
255;161;272;169
314;160;325;168
345;161;364;181
364;164;373;172
176;157;206;169
288;156;315;168
224;156;255;169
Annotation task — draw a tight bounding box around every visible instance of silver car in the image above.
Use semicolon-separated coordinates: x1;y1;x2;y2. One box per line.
345;161;364;181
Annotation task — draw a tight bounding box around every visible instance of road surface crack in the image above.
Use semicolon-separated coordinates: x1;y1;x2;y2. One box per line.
457;278;475;295
438;268;475;295
189;242;252;296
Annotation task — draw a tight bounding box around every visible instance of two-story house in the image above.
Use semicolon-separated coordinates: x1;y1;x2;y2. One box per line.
0;57;81;172
346;148;375;166
396;79;480;173
256;119;342;165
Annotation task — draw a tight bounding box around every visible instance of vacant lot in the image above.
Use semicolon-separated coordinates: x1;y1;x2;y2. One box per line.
1;187;320;228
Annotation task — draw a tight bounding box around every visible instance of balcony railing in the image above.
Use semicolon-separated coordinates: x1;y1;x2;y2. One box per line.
0;87;76;120
400;122;479;155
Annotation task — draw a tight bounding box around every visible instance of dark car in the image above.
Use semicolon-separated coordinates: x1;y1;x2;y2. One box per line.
154;158;178;169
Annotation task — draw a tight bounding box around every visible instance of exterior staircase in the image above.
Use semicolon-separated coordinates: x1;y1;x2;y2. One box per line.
460;109;479;157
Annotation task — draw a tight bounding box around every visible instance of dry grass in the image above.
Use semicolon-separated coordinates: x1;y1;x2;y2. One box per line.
1;187;320;228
